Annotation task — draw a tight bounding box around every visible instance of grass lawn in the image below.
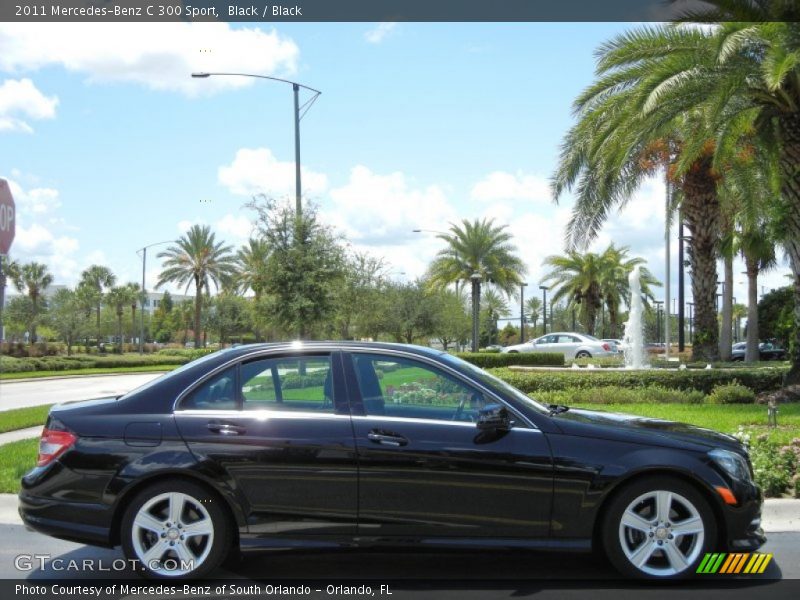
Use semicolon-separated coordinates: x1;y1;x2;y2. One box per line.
0;365;176;380
568;402;800;444
0;438;38;493
0;405;52;433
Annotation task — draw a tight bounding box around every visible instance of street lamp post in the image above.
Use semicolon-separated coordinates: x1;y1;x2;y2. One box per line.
654;300;664;345
687;301;694;344
539;286;548;335
191;72;321;217
471;272;482;352
520;283;528;343
137;240;174;354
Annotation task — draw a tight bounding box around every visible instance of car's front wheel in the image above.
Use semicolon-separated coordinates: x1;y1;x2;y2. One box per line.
121;480;232;579
602;476;716;579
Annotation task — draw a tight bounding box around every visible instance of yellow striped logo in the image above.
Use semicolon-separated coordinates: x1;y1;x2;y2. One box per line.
697;553;773;574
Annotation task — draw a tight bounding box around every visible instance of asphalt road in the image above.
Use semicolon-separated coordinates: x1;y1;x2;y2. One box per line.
0;373;164;411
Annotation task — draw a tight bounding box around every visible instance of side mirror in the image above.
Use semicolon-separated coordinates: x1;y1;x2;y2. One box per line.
477;404;511;431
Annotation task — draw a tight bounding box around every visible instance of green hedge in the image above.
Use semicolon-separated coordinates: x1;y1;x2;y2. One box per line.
0;354;190;374
534;386;707;406
456;352;565;368
490;366;788;395
157;348;218;360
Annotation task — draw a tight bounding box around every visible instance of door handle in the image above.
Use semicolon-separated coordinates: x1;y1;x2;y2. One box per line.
367;430;408;447
207;422;246;436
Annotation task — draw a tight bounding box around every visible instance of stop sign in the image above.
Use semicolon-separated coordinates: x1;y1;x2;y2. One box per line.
0;178;15;255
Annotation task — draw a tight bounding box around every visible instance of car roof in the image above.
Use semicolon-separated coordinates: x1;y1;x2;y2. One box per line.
213;340;448;361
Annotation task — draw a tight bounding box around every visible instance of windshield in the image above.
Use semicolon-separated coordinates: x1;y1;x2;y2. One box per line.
439;352;550;415
118;349;236;400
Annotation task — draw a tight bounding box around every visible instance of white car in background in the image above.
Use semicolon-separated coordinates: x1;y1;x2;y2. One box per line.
602;338;627;354
502;332;616;359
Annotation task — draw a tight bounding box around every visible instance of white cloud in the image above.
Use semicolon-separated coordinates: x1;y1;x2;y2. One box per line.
216;213;253;242
365;23;397;44
7;179;61;215
0;78;58;133
0;23;299;96
471;171;551;203
325;165;458;245
218;147;328;198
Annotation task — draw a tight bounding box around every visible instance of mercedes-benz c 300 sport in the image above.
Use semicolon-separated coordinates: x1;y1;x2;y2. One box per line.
19;342;765;579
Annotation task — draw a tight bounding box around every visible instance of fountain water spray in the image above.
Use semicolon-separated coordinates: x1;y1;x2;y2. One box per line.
623;265;648;369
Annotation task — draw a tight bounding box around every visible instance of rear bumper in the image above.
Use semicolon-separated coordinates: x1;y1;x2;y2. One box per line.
18;490;113;548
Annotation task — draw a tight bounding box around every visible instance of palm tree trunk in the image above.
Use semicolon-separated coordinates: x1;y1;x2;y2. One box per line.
681;164;720;362
131;305;137;344
745;256;760;363
778;113;800;385
608;298;619;338
193;280;202;348
117;313;123;354
719;251;734;361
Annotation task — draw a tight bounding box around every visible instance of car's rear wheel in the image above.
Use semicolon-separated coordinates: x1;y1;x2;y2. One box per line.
575;351;591;359
602;476;716;579
121;480;231;579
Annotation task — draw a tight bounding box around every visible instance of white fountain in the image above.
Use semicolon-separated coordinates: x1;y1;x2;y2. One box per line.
622;265;648;369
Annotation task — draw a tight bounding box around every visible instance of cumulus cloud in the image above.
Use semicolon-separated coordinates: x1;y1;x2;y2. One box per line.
0;23;299;96
0;78;58;133
216;213;254;242
364;22;397;44
325;165;458;245
218;147;328;198
471;171;551;203
7;179;61;215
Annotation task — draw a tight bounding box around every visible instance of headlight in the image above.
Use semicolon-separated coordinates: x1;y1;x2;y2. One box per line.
709;449;751;482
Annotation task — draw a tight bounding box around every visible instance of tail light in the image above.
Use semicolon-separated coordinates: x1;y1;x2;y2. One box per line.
602;343;611;351
37;428;77;467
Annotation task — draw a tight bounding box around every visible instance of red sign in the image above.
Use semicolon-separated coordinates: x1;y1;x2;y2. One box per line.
0;178;15;255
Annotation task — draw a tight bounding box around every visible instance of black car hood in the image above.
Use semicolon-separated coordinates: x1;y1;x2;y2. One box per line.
552;407;744;453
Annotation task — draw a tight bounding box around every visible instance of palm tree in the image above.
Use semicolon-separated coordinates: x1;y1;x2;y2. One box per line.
481;287;511;346
106;285;137;353
552;25;730;361
236;238;270;299
125;282;141;343
79;265;116;338
156;225;237;348
428;218;526;346
542;251;607;335
597;245;660;338
599;8;800;378
525;296;542;334
7;261;53;342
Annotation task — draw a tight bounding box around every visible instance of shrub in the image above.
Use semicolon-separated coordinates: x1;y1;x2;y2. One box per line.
707;382;756;404
533;386;705;406
456;352;565;368
490;366;786;395
157;348;217;360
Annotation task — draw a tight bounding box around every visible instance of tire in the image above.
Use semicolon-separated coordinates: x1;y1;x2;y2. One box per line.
601;476;716;580
575;351;591;359
121;480;232;579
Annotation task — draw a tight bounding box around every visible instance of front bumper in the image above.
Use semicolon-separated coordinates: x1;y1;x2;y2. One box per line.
720;480;766;552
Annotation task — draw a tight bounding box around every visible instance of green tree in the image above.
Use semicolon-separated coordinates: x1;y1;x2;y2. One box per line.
235;238;270;299
79;264;116;339
49;288;90;355
105;285;137;352
7;261;53;342
542;252;606;335
381;280;438;344
208;292;250;345
430;288;471;351
481;287;510;346
248;198;346;339
427;218;526;348
4;296;34;342
758;287;794;351
551;26;727;360
336;252;387;340
525;296;542;334
156;225;237;348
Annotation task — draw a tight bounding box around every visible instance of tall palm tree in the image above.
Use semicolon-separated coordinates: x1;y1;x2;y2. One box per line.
525;296;542;333
106;285;137;353
79;265;116;338
552;25;729;361
603;7;800;378
125;282;141;343
428;218;526;344
236;238;270;299
8;261;53;342
542;251;606;335
156;225;237;348
481;287;511;346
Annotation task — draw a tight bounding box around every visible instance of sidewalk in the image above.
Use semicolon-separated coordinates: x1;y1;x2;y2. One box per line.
0;426;41;446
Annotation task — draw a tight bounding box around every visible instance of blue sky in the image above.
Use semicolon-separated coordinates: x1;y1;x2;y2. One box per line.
0;21;792;314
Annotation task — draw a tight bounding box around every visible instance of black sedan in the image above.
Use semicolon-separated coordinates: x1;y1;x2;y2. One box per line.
19;342;765;580
731;341;787;361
